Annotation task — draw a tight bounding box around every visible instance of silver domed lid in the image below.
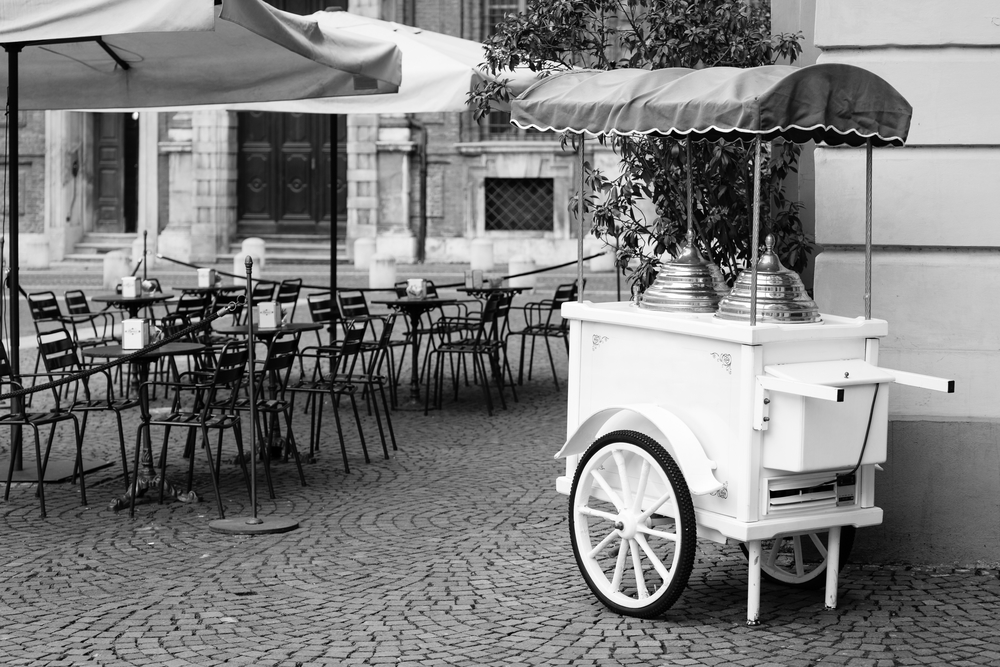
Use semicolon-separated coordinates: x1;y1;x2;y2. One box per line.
715;234;822;324
639;233;728;313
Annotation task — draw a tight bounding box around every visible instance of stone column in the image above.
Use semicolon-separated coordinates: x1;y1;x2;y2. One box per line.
192;109;237;263
157;112;195;262
375;115;417;262
347;114;380;260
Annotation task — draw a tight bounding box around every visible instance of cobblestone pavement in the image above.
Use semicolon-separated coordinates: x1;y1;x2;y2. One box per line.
2;284;1000;666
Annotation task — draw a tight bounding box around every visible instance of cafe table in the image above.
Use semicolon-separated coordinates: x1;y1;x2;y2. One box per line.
371;296;456;410
90;291;175;319
80;341;206;511
213;321;322;341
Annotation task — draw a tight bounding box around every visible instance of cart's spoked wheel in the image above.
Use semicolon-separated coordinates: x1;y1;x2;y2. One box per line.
570;430;696;618
740;526;856;589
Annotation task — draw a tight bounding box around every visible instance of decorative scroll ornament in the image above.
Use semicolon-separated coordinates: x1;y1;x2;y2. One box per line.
711;352;732;374
710;482;729;499
592;335;609;351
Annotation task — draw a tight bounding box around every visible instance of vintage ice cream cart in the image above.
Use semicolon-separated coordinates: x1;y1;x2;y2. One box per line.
511;64;955;624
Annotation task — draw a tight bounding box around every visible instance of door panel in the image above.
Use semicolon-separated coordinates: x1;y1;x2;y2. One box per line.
94;115;124;232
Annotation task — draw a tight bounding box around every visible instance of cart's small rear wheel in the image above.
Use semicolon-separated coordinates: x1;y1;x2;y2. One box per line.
570;430;696;618
740;527;856;589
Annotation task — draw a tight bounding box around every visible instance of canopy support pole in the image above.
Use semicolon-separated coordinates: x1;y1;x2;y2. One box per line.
686;139;694;238
5;45;21;380
749;139;762;327
577;135;585;303
865;138;873;320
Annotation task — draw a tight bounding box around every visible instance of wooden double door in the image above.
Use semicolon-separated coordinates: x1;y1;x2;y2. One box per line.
236;0;347;237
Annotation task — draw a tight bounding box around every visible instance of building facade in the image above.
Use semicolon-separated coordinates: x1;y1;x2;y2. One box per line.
3;0;596;272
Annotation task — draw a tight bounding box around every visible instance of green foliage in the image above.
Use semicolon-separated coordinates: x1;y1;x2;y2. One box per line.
470;0;814;295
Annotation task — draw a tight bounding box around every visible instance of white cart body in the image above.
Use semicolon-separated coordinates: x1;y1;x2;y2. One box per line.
555;301;952;621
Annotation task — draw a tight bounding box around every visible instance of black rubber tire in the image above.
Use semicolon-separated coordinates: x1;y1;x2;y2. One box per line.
569;430;697;618
739;526;856;589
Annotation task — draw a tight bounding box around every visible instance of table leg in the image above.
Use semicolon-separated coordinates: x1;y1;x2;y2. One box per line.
107;359;193;512
396;311;425;410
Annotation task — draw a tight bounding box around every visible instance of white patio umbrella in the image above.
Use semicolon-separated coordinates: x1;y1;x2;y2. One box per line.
0;0;402;505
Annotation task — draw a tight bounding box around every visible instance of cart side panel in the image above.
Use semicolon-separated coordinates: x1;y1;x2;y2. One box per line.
571;318;743;519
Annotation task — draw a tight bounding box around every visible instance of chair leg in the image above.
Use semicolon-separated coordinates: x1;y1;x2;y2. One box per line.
367;382;390;460
330;397;350;474
114;411;130;487
378;382;397;452
200;424;226;519
70;417;87;507
475;354;494;417
231;419;252;502
129;423;146;518
32;426;47;518
255;412;276;500
347;393;370;464
282;409;307;486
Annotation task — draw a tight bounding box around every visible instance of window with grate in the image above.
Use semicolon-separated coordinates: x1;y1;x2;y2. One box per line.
485;178;553;232
481;0;548;141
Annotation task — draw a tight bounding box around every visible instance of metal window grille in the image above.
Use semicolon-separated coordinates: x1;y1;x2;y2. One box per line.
485;178;553;232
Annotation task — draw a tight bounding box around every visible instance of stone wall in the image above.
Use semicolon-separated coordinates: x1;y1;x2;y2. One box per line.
811;0;1000;564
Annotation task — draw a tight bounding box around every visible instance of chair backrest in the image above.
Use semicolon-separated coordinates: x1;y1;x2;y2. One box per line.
276;279;302;320
0;339;13;380
258;333;299;395
64;290;92;316
251;282;276;305
473;295;501;343
173;292;210;318
37;328;82;373
27;291;62;323
212;341;249;390
308;292;334;323
336;322;367;376
337;291;370;320
367;313;397;375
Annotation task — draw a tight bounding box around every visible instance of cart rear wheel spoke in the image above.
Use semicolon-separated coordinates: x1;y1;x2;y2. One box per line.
570;430;696;618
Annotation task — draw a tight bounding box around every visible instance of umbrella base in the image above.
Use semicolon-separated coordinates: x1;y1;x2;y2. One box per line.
208;515;299;535
3;458;112;483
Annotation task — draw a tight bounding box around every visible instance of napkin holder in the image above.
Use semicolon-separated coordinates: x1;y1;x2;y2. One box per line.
121;276;139;298
197;268;217;287
122;319;149;350
258;301;280;328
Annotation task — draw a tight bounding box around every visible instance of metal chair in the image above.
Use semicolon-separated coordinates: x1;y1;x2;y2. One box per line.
306;292;338;347
35;327;138;488
424;295;509;416
132;341;250;518
506;281;580;389
288;323;369;472
63;289;119;346
0;340;86;518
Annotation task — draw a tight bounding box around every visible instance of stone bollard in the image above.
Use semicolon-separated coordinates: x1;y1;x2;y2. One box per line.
369;253;397;290
233;252;262;287
241;237;266;270
507;255;537;289
20;233;50;269
354;237;376;270
470;238;494;271
102;250;133;291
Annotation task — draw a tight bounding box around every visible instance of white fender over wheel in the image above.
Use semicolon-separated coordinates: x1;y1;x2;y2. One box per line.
569;430;697;618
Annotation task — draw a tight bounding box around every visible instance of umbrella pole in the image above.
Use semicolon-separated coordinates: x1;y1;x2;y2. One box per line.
865;138;873;320
6;45;21;379
6;45;24;472
749;139;762;327
577;135;585;303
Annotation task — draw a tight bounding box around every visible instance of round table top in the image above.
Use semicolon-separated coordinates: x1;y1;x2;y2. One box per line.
91;292;176;305
80;341;205;359
457;286;531;296
172;285;244;294
371;296;456;310
213;321;323;338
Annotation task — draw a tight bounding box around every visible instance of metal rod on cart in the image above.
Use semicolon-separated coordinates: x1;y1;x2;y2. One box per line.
577;134;586;303
865;138;873;319
749;139;762;326
686;138;694;237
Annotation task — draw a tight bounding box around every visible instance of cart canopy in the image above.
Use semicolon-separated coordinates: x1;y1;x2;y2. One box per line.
510;63;911;147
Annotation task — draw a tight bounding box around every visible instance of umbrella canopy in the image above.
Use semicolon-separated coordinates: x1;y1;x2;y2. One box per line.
192;9;543;115
511;64;911;147
0;0;402;110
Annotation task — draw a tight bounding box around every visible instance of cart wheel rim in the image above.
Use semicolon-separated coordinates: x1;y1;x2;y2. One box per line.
571;434;694;613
